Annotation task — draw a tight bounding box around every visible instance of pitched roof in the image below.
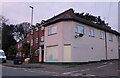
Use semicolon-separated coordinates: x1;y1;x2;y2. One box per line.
43;8;120;36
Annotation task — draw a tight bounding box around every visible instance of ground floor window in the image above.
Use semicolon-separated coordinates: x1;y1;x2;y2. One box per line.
46;45;59;62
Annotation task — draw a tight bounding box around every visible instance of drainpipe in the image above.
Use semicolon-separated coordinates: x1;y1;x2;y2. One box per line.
105;30;108;60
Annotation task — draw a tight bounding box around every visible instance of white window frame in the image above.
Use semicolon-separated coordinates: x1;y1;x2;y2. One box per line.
48;26;57;35
36;27;38;31
100;31;105;39
31;30;33;34
109;33;113;41
31;39;33;46
36;37;38;44
75;25;84;34
27;40;30;43
41;36;44;42
89;28;95;37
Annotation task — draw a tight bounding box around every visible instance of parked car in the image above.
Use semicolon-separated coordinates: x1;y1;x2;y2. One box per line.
0;49;7;63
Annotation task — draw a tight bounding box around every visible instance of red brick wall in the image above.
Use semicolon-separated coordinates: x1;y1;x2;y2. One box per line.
39;28;44;44
26;31;31;43
33;29;39;50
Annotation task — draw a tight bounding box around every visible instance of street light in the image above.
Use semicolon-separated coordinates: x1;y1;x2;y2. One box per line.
29;6;34;28
29;5;34;62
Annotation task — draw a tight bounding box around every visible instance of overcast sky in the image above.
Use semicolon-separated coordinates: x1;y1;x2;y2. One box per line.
1;1;119;31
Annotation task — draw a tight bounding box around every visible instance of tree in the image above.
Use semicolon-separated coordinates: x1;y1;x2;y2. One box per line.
7;45;17;56
13;22;30;42
22;42;30;57
75;12;107;25
0;15;9;23
1;16;17;56
2;23;17;55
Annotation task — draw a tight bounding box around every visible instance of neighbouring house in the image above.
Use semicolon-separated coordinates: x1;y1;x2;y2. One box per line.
25;23;44;63
17;40;23;52
119;36;120;58
43;8;120;63
0;27;2;49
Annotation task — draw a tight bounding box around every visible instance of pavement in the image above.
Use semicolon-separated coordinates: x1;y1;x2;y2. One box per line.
2;60;65;69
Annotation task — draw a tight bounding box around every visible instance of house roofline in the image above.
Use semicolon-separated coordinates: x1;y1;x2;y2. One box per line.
43;8;120;36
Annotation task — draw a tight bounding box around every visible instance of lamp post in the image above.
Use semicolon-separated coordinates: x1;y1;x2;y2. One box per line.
29;6;34;62
29;6;34;28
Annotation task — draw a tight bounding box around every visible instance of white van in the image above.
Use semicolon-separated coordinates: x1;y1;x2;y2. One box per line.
0;50;7;63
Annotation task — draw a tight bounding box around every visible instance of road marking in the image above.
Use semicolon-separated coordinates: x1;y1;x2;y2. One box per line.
72;73;82;76
96;65;107;69
109;62;113;65
62;72;72;75
81;68;90;71
86;74;96;76
103;62;107;64
63;69;90;75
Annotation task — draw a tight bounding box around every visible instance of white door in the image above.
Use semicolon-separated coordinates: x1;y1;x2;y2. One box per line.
64;45;71;62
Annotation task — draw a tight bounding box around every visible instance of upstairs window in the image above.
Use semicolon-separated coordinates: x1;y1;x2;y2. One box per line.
109;34;113;41
75;25;84;34
31;39;33;46
36;38;38;44
48;26;57;35
27;41;30;43
41;36;44;42
89;28;95;37
100;31;105;39
31;30;33;34
36;27;38;31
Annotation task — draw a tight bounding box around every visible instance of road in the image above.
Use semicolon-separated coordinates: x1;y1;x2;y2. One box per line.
2;60;120;77
2;66;56;76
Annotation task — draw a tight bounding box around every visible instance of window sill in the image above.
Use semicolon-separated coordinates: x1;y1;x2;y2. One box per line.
100;38;104;40
75;32;84;34
89;35;95;37
48;33;57;36
109;40;113;42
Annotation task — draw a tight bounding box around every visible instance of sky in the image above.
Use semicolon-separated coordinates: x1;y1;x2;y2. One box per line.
1;1;119;31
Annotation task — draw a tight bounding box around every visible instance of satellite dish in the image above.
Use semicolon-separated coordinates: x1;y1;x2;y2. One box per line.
79;33;83;37
75;33;84;38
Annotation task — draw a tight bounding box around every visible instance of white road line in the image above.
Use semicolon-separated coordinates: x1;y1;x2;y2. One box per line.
96;65;107;69
63;69;90;75
86;74;96;76
62;72;72;75
81;68;90;71
72;73;82;76
109;62;113;65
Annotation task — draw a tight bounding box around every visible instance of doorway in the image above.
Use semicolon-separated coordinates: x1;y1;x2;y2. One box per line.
41;46;44;63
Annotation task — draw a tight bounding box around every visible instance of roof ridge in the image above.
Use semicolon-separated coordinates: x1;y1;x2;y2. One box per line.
45;8;74;23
